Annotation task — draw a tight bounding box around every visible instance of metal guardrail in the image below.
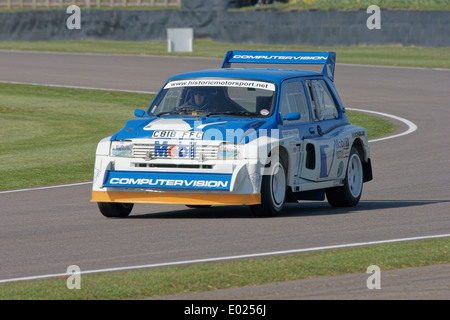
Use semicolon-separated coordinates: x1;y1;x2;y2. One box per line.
0;0;181;9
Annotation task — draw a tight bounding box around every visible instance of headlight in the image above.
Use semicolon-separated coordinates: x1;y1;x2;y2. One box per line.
218;143;244;160
110;141;133;157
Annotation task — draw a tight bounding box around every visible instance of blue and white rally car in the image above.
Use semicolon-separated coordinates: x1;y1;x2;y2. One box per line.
92;51;372;217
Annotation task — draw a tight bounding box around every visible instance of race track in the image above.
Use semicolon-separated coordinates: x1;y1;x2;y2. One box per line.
0;51;449;289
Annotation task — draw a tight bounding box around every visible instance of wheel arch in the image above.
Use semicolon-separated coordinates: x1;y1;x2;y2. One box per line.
351;138;373;183
351;138;365;158
267;145;290;175
352;136;371;161
262;144;290;190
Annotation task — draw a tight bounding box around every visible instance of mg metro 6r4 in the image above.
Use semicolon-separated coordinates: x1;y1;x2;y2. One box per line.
92;51;373;217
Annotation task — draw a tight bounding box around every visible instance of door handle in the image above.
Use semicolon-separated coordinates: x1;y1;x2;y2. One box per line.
317;125;323;136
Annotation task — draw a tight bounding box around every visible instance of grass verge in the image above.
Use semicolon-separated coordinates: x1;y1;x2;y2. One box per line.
0;83;396;191
1;0;449;11
0;83;152;191
0;237;448;299
0;39;449;69
250;0;450;11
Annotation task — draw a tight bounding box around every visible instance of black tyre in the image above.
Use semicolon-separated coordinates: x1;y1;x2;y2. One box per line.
250;157;287;217
326;146;364;207
98;202;133;218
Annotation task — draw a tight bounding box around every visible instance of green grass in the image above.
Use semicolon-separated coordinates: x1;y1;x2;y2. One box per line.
0;5;180;12
0;39;449;69
347;109;398;139
252;0;450;11
0;83;395;191
2;0;449;11
0;237;448;299
0;83;152;191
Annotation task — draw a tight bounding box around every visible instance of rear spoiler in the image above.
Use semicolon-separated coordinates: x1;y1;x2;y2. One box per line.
221;50;336;82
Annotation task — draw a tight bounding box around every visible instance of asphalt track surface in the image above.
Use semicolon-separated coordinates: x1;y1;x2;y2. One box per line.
1;51;449;299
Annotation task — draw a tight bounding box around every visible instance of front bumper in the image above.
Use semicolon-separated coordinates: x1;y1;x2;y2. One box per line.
92;167;261;205
92;168;261;205
91;138;268;205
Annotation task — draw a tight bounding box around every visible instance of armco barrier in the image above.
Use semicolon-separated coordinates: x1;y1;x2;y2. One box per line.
0;8;448;47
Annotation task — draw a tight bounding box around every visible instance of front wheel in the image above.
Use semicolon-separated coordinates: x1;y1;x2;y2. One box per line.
326;146;364;207
98;202;133;218
250;158;287;217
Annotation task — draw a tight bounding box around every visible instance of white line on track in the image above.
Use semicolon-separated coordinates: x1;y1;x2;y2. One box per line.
337;62;450;72
0;80;157;95
0;80;418;144
2;49;449;71
0;182;92;195
0;49;223;62
346;108;418;142
0;106;417;195
0;108;416;196
0;234;448;284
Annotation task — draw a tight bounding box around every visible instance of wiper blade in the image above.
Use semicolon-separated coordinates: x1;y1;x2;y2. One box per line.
155;110;182;117
157;108;209;117
207;111;257;117
155;111;171;117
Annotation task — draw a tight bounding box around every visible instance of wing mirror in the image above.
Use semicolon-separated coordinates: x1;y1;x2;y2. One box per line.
134;109;146;117
284;112;301;121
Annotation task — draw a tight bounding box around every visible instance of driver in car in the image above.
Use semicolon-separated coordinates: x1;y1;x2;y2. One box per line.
179;88;214;112
193;89;208;108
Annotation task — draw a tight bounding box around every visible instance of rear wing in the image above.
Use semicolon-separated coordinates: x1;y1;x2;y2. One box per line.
221;50;336;82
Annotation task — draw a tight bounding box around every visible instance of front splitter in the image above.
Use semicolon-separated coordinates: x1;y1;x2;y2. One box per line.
92;191;261;205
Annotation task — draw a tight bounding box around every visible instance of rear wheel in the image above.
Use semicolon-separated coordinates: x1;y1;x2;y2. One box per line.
98;202;133;218
326;146;363;207
250;157;287;217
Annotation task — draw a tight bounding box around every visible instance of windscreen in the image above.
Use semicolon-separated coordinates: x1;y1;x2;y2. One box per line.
149;79;276;118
